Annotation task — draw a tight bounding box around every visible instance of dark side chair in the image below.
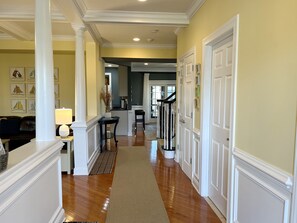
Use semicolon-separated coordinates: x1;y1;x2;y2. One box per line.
134;110;145;133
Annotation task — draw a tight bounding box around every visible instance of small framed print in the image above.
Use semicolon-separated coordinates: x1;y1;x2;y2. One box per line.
11;99;26;113
54;68;59;81
26;67;35;81
27;99;36;113
54;84;59;98
26;83;35;97
11;83;25;96
55;99;60;108
10;67;25;81
194;98;200;110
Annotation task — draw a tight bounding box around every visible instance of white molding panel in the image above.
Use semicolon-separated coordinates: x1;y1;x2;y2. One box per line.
232;148;293;223
0;141;64;222
192;132;201;194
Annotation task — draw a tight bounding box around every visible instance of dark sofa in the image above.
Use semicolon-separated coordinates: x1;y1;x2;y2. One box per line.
0;116;36;151
0;116;74;151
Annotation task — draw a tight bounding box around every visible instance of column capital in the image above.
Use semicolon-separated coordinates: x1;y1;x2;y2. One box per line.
71;23;86;33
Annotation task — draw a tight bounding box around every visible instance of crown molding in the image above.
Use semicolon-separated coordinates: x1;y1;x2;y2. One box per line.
85;23;103;44
73;0;88;17
52;35;75;41
83;10;189;26
102;42;176;49
0;21;34;40
187;0;206;18
0;9;66;22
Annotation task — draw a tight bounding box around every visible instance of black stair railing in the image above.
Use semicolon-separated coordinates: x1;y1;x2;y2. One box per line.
157;92;176;151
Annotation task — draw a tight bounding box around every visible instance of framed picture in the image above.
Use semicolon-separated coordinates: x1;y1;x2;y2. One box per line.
11;99;26;113
10;67;25;81
27;99;36;113
54;84;59;98
194;98;200;110
11;83;25;96
54;68;59;81
26;83;35;97
55;99;60;108
26;67;35;81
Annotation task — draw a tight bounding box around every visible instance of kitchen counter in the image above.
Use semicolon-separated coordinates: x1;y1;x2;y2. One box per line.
111;110;133;136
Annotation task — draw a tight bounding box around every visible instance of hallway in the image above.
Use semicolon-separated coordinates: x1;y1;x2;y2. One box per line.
62;129;222;222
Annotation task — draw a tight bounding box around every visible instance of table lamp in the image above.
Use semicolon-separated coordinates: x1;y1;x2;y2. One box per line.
55;108;72;138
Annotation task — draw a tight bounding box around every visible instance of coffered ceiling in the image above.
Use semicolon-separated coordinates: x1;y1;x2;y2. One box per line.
0;0;205;48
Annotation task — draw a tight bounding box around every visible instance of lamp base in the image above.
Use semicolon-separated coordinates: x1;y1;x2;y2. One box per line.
59;124;69;138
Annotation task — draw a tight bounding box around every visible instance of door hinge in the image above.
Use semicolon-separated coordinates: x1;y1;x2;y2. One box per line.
190;158;192;164
192;65;194;72
191;112;193;119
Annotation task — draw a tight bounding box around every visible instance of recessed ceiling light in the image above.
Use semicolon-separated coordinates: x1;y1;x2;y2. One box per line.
108;64;112;67
138;0;147;2
133;37;140;42
144;63;149;66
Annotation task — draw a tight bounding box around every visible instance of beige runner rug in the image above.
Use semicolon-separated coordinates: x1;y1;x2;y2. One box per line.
106;146;169;223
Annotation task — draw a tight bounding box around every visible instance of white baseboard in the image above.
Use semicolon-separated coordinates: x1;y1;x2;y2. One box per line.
232;148;293;223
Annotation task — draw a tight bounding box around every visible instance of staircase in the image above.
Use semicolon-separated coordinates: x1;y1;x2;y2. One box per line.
157;92;176;159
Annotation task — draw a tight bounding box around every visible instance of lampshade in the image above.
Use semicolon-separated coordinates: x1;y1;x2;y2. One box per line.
55;108;72;138
55;108;72;125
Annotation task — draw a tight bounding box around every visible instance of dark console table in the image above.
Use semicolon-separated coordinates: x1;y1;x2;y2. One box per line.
98;116;119;152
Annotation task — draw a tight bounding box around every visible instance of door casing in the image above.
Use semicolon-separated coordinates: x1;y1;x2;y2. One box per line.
200;15;239;222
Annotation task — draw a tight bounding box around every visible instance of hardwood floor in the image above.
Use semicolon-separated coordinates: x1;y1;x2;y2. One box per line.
62;130;222;223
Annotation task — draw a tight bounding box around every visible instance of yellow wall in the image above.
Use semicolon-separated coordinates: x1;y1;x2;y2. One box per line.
0;50;75;116
101;47;176;59
177;0;297;173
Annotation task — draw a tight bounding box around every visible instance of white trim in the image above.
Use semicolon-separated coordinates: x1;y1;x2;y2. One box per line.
83;10;189;26
291;111;297;222
233;156;292;223
233;147;293;189
187;0;206;19
200;15;239;222
102;42;176;49
175;47;196;165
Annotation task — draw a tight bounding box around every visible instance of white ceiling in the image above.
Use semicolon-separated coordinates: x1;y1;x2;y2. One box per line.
0;0;205;47
0;0;205;69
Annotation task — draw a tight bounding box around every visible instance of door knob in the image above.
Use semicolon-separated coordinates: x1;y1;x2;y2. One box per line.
227;138;229;141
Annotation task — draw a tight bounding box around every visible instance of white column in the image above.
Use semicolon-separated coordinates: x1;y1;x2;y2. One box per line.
73;25;86;123
35;0;55;141
71;24;89;175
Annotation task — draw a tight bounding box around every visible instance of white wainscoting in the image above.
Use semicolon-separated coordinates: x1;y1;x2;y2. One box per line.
73;116;101;175
232;148;293;223
0;140;64;223
192;130;201;194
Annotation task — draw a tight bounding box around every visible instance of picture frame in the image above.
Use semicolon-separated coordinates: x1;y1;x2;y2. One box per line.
26;67;35;81
194;97;200;110
11;99;26;113
27;99;36;113
11;83;25;96
26;83;35;97
54;68;59;82
10;67;25;81
54;84;59;98
55;99;60;109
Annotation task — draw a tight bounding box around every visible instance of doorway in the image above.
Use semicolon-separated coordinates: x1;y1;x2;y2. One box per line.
149;80;176;122
200;15;239;220
178;51;195;179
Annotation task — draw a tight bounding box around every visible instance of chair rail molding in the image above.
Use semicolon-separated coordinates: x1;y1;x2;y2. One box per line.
232;147;293;223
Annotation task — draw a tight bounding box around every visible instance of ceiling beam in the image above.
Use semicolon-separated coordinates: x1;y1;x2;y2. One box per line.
83;11;189;26
0;21;33;40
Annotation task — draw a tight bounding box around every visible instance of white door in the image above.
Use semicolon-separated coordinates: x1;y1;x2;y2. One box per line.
180;54;194;179
209;37;233;217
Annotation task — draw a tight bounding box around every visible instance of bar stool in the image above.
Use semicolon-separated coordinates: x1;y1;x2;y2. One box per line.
135;109;145;133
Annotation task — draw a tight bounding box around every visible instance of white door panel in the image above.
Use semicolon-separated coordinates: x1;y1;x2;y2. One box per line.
209;37;233;217
179;53;194;180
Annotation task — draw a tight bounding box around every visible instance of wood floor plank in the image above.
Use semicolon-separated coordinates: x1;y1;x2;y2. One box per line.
62;130;222;223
